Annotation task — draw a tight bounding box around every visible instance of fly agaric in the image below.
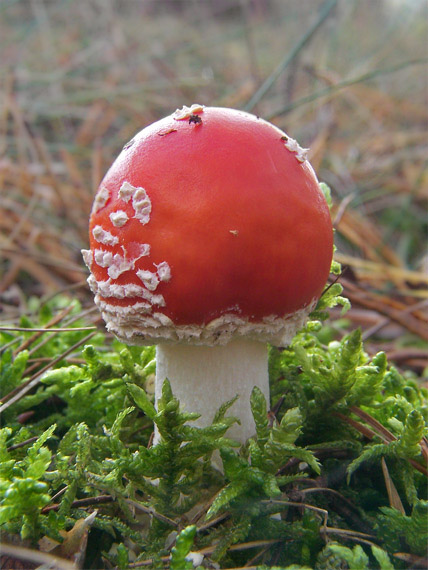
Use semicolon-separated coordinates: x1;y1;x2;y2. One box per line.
83;105;333;443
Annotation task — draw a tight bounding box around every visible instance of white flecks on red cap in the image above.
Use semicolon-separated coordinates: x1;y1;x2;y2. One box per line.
91;186;110;214
92;225;119;246
132;187;152;225
86;180;172;322
101;309;175;342
109;210;129;227
81;249;93;270
99;301;316;347
86;165;317;347
87;274;98;295
84;106;333;352
155;261;172;282
106;254;134;280
102;300;153;316
136;269;160;291
282;135;309;163
89;276;166;306
93;247;151;280
117;181;152;225
93;249;113;268
133;243;151;258
174;104;205;120
118;181;134;202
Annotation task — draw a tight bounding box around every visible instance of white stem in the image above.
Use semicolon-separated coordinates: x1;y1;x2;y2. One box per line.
155;339;269;444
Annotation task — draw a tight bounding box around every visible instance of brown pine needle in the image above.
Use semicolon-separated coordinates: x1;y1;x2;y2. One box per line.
1;326;96;332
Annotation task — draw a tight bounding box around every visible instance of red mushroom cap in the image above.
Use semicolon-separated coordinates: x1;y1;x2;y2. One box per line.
83;105;333;345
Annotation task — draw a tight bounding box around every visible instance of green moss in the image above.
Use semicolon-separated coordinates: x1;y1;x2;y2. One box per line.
0;294;426;568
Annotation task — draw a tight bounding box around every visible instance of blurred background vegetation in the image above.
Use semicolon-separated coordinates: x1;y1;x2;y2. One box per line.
1;0;427;372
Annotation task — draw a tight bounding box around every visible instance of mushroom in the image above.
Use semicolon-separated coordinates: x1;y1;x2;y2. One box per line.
83;105;333;444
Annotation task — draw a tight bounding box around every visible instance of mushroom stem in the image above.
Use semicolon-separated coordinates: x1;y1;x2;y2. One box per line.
154;339;270;444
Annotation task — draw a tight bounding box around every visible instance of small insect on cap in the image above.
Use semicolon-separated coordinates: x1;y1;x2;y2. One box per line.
83;105;334;346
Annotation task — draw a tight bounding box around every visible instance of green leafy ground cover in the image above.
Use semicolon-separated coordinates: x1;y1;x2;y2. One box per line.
1;281;427;569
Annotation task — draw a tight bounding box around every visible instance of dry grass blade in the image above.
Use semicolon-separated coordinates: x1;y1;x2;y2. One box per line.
245;0;338;111
126;539;283;569
349;406;397;443
261;499;329;529
340;278;428;342
0;331;96;412
1;326;96;333
125;500;179;528
333;410;378;440
393;552;428;568
194;512;229;532
6;436;39;452
381;457;405;514
11;304;75;355
0;543;76;570
335;407;428;477
41;495;114;514
268;58;428;118
336;254;428;289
